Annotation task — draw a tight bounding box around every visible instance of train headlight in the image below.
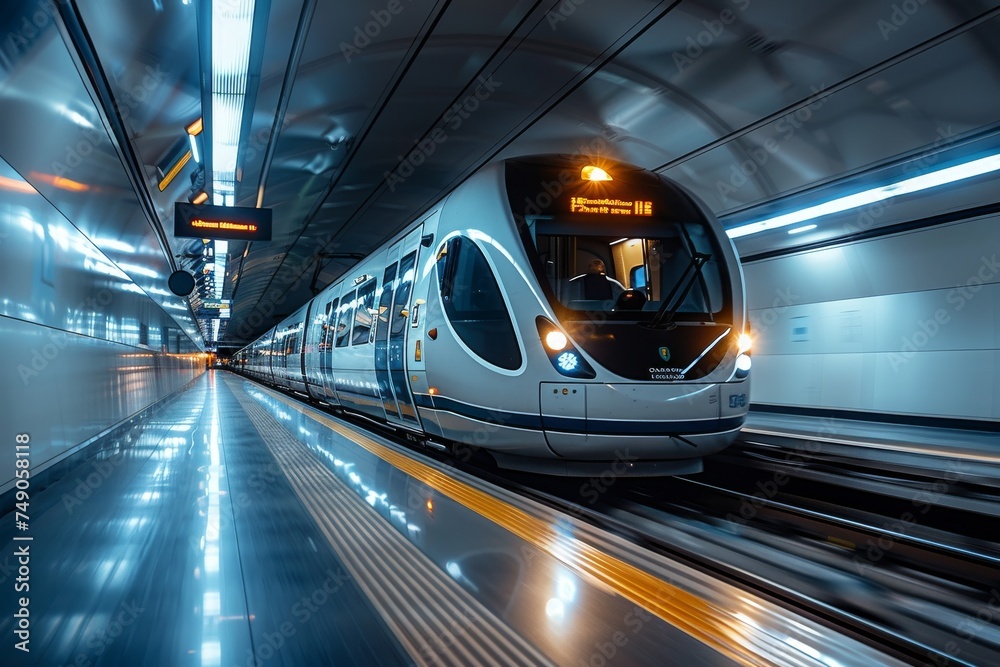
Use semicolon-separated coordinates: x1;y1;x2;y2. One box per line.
735;353;751;378
581;165;612;181
738;333;752;354
557;352;579;372
536;317;596;379
545;330;568;351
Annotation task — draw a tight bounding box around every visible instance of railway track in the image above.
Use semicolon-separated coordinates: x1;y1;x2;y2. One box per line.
463;436;1000;667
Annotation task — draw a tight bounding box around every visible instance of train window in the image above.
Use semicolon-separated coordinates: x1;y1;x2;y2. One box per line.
285;326;301;356
375;264;397;343
320;299;337;350
630;265;646;289
437;236;521;370
391;252;417;337
529;221;726;322
321;298;338;372
335;291;355;348
352;279;377;345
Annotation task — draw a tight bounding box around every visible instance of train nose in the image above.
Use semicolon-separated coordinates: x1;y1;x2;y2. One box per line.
539;382;742;459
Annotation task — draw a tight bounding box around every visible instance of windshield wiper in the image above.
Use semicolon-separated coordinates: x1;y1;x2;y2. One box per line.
643;252;711;330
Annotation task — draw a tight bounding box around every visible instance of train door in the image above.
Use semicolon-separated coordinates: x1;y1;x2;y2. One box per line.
304;287;340;402
375;226;424;429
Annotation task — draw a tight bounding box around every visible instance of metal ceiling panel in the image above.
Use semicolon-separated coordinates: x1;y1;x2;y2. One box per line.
0;7;201;343
662;14;1000;213
9;0;999;347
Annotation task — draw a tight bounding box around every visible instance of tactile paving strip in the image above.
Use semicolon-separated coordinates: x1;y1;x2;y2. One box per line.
223;375;554;667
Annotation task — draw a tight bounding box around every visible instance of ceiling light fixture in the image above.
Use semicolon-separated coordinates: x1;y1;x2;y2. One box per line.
211;0;256;207
787;224;816;235
727;152;1000;239
186;117;203;163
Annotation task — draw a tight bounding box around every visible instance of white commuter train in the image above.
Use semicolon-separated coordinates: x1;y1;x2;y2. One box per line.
233;154;752;475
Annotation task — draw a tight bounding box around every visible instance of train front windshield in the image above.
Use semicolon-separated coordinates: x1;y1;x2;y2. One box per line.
506;157;737;380
525;218;730;324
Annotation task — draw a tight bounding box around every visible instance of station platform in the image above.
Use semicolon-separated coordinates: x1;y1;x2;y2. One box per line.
1;372;909;666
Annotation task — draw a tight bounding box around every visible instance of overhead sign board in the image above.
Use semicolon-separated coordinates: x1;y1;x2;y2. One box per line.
201;299;232;309
195;308;231;319
174;202;272;241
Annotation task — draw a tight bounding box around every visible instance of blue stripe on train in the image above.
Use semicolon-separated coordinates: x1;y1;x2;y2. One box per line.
414;394;745;435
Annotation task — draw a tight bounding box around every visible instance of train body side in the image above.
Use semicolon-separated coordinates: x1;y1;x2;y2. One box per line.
232;155;750;475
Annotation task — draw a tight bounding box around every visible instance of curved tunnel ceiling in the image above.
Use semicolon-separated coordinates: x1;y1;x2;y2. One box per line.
29;0;1000;347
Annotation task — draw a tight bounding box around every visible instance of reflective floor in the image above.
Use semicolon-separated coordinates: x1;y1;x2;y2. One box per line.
0;372;410;666
0;372;911;666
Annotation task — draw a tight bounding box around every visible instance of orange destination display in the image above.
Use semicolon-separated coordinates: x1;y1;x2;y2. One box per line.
568;196;653;216
174;202;272;241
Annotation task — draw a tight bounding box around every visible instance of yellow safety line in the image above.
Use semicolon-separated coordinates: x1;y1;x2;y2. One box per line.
253;381;767;666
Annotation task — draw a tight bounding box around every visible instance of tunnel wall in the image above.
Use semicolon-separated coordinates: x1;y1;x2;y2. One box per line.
0;157;204;493
743;213;999;424
0;15;204;495
0;164;206;494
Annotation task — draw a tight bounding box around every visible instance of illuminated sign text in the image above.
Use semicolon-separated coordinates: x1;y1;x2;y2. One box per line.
191;220;258;233
569;197;653;216
174;202;272;241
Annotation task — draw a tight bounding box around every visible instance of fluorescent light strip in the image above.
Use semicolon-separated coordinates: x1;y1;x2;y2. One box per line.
211;0;256;206
727;153;1000;239
214;240;227;300
787;224;816;235
188;133;200;163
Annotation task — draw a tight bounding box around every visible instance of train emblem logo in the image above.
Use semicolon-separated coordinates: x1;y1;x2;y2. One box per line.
657;346;671;362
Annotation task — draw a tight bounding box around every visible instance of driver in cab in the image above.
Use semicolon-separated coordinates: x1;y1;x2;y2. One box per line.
570;259;626;301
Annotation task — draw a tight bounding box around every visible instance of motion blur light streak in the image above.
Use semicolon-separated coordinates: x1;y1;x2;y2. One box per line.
201;376;222;666
0;174;36;193
29;171;91;192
